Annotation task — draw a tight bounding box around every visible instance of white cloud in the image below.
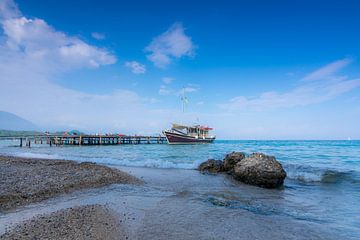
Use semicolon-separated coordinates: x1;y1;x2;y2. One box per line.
125;61;146;74
0;1;211;136
302;58;352;81
178;85;199;95
162;77;174;84
0;0;172;133
91;32;105;40
145;22;195;68
182;87;198;93
158;85;172;95
220;58;360;111
0;0;20;20
1;13;116;70
158;84;199;96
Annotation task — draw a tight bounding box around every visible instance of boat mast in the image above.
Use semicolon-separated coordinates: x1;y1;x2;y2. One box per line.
179;87;189;130
181;87;188;113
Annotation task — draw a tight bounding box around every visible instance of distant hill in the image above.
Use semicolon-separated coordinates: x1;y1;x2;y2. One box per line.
0;129;44;137
0;111;38;131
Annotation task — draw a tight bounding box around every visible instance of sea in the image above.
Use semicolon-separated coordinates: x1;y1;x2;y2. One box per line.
0;140;359;239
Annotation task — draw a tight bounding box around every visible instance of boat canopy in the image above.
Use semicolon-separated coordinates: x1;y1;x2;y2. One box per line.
172;123;213;131
172;123;188;130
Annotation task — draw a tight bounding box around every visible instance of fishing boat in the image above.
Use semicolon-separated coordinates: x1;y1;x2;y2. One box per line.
163;123;216;144
163;87;215;144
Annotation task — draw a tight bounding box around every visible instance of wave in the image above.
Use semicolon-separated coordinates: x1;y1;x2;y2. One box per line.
3;150;359;184
12;152;62;160
284;164;359;184
8;152;198;170
320;170;358;184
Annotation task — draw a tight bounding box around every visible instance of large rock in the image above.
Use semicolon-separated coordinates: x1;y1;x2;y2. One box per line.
223;152;246;172
198;159;224;173
233;153;286;188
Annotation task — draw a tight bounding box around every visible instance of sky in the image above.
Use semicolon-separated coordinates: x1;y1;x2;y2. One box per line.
0;0;360;139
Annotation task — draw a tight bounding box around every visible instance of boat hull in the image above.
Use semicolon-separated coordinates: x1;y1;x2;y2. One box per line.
163;131;215;144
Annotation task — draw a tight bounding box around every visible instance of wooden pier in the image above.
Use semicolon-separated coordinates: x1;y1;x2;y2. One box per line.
0;134;167;147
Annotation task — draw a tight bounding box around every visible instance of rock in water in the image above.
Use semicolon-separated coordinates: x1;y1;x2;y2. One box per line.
198;159;224;173
223;152;246;172
233;153;286;188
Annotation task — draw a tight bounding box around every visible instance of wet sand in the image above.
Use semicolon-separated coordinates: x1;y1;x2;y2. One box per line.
0;155;141;211
0;204;126;240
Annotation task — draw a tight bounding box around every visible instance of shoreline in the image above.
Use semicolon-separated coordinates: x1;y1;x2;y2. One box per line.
0;155;141;211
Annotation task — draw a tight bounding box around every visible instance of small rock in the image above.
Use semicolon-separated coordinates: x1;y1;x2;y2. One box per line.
198;159;224;173
233;153;286;188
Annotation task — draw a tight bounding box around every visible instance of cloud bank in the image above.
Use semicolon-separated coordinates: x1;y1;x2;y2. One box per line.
0;0;167;133
220;58;360;111
1;2;116;70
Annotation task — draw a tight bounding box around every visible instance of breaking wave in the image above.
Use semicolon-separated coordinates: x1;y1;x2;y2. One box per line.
285;164;359;184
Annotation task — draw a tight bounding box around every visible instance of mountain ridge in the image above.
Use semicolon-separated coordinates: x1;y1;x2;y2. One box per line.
0;111;38;131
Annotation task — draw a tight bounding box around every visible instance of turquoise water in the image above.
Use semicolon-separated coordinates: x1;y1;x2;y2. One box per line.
0;140;359;238
1;140;359;180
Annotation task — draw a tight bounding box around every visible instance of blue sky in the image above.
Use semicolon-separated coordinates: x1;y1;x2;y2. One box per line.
0;0;360;139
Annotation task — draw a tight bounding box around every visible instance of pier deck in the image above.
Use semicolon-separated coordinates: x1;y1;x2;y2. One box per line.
0;134;167;147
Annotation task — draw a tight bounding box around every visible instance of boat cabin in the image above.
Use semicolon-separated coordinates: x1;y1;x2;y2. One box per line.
172;123;213;138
